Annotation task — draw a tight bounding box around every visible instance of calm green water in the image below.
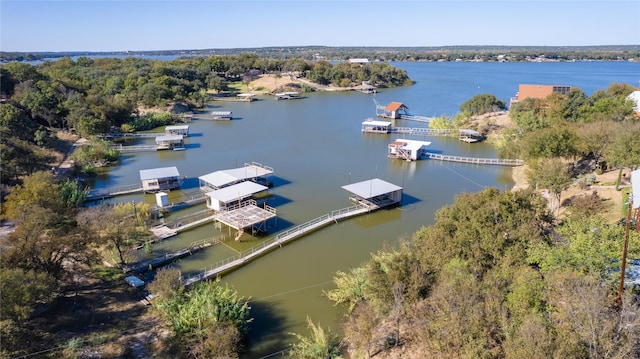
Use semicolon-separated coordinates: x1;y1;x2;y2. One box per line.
91;61;638;358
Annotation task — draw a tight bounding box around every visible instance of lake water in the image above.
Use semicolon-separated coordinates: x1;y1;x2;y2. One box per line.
91;61;638;358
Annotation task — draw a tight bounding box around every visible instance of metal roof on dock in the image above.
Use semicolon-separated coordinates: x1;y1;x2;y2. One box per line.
199;164;274;188
205;181;268;203
139;166;180;181
342;178;403;199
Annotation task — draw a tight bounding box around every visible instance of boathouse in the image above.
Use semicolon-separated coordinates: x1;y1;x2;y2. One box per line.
342;178;403;209
274;92;303;100
388;139;431;161
361;119;393;133
458;129;483;143
211;111;233;120
205;181;268;211
199;162;274;192
140;166;182;192
237;93;257;102
378;102;409;119
155;134;184;150
165;125;189;137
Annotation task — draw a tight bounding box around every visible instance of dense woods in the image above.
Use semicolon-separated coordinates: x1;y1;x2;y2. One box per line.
1;51;639;358
0;54;410;187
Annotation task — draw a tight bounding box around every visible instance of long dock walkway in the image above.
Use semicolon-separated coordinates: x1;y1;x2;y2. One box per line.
181;204;372;286
399;114;434;123
123;237;221;274
110;144;159;152
150;209;218;240
425;152;524;166
86;183;144;200
99;132;164;139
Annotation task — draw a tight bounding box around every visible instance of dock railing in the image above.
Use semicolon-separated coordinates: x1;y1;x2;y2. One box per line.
180;204;371;285
87;183;144;199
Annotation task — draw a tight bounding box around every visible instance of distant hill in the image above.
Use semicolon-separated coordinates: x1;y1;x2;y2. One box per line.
2;45;639;62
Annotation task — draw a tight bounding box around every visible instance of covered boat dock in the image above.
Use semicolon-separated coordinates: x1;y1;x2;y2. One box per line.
388;139;432;161
155;134;185;150
199;162;274;192
342;178;403;209
361;119;393;133
205;181;269;211
165;125;190;137
140;166;182;192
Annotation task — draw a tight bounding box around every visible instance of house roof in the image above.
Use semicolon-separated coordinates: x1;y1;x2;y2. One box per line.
140;166;180;181
205;181;268;203
627;91;640;112
385;102;406;111
342;178;402;199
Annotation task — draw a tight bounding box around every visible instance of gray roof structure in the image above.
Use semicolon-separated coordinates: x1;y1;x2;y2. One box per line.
341;178;402;199
205;181;268;203
199;165;274;188
140;166;180;181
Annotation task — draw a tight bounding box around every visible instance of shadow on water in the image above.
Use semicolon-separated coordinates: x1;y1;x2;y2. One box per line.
400;193;421;206
265;193;292;208
241;300;290;359
183;143;201;149
268;175;293;188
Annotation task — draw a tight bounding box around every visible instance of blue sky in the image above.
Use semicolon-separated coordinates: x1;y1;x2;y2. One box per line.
1;0;639;52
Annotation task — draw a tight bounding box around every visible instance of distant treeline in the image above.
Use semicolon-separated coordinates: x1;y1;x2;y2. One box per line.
2;45;639;62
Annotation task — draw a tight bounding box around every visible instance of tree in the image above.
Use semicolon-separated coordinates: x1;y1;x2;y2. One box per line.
147;267;182;301
604;123;640;171
342;303;380;358
289;316;342;359
0;268;55;322
154;279;252;358
527;215;640;279
459;94;506;115
77;202;149;265
526;158;573;217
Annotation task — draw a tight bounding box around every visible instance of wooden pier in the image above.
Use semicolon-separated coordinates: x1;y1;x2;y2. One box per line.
425;152;524;166
180;204;372;286
86;183;144;201
110;144;159;152
123;237;221;274
99;132;164;139
399;114;434;123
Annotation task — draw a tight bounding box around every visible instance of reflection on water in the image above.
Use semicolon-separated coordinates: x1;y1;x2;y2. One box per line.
87;61;637;358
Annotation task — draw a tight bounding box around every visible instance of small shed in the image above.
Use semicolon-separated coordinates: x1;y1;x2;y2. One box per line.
155;135;184;150
361;119;393;133
378;102;409;119
140;166;182;192
205;181;268;211
165;125;190;137
342;178;403;208
388;139;431;161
